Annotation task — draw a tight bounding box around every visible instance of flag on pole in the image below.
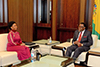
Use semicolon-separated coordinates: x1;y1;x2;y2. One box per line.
92;0;100;39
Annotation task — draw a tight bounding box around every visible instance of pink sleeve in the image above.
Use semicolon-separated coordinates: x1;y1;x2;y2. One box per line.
8;32;17;46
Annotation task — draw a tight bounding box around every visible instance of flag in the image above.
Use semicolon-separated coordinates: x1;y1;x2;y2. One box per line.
92;0;100;39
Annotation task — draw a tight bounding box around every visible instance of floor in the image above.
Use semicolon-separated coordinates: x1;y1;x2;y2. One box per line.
75;64;88;67
4;59;90;67
10;60;89;67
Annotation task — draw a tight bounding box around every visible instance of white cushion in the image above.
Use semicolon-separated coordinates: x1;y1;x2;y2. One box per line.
0;51;20;66
0;33;8;51
56;42;72;48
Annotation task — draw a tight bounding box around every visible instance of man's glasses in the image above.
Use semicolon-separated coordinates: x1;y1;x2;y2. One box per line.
78;26;85;28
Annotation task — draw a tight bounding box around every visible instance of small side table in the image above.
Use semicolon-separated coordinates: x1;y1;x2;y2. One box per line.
25;43;39;52
32;39;60;55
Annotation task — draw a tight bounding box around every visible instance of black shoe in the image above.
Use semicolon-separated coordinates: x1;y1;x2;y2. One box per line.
80;62;87;66
73;57;76;60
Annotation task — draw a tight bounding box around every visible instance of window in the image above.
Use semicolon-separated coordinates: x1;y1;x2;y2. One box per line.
0;0;8;25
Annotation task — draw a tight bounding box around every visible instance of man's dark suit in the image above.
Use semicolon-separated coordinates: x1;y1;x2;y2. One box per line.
66;30;93;59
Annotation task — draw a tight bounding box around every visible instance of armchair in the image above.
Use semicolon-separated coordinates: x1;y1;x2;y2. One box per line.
50;34;97;64
0;33;20;66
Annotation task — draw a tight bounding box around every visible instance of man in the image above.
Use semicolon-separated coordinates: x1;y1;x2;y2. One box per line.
66;23;93;61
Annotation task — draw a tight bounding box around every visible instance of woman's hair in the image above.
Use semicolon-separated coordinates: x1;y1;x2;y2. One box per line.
8;21;16;30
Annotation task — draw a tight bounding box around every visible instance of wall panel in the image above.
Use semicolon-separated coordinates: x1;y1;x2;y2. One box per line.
59;0;80;28
8;0;33;42
59;31;74;42
37;28;51;40
56;0;80;42
0;26;8;33
36;23;51;40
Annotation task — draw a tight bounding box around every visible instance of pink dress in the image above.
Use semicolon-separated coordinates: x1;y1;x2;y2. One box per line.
7;30;31;61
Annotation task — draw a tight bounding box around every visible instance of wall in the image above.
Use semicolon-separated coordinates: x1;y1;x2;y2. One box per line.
0;0;94;42
8;0;33;42
56;0;80;42
51;0;94;42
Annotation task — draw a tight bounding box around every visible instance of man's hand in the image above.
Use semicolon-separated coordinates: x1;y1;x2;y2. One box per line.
74;41;82;47
77;42;82;47
74;41;79;45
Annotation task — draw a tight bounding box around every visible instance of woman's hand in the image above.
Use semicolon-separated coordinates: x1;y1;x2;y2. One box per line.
21;43;25;46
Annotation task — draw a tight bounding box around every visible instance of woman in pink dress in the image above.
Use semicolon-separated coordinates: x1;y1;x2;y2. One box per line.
7;21;31;61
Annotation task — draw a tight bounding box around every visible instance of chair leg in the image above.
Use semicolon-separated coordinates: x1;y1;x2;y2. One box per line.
85;52;89;64
62;47;66;57
80;52;89;66
8;64;13;67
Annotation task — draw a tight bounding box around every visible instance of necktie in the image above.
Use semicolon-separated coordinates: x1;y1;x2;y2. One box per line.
78;32;82;42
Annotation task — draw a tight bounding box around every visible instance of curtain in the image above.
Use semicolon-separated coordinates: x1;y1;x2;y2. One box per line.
92;0;100;39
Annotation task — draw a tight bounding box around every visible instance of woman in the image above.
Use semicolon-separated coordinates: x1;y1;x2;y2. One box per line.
7;21;31;61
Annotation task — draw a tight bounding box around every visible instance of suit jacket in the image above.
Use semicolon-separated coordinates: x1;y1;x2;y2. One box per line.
72;30;93;47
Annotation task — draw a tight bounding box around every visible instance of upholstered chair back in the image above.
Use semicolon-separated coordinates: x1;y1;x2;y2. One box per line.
69;34;98;48
0;33;8;51
96;40;100;47
91;34;98;48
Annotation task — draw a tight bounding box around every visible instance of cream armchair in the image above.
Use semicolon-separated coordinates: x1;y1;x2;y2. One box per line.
0;33;20;66
87;35;100;67
74;34;98;64
50;34;97;64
